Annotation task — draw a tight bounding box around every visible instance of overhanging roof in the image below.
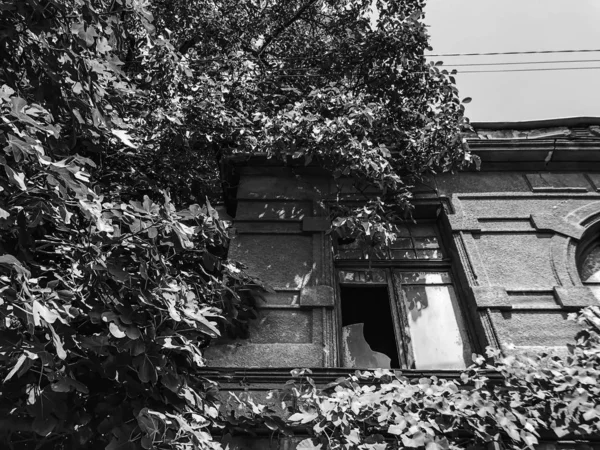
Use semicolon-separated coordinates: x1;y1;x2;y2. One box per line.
466;117;600;171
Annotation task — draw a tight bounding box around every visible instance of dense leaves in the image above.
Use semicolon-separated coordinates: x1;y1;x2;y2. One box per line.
0;0;473;448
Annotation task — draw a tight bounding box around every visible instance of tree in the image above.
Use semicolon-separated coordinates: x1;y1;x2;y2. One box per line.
0;0;470;448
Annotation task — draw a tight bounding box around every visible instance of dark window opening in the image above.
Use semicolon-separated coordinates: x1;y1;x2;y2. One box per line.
340;286;400;368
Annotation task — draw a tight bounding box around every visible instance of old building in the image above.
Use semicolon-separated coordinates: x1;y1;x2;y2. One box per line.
203;117;600;448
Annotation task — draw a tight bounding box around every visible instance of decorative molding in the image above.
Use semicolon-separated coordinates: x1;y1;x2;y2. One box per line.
453;233;477;286
471;286;511;309
299;285;335;307
479;310;501;350
553;286;600;309
530;214;585;239
234;221;302;234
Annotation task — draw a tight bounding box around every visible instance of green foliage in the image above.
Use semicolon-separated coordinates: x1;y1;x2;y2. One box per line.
0;0;472;448
0;1;262;448
231;307;600;450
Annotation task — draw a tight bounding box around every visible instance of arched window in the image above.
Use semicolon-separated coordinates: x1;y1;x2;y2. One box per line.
580;243;600;282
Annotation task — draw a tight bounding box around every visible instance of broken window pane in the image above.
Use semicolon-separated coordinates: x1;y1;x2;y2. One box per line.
340;285;400;368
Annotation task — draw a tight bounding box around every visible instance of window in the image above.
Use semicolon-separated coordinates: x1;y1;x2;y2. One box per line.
577;232;600;299
335;221;473;370
579;240;600;282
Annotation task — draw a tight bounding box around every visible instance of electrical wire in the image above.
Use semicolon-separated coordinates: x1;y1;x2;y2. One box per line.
441;59;600;67
426;48;600;57
458;66;600;74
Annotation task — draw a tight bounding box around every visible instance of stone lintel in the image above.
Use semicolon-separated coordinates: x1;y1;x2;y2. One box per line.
447;214;482;233
530;214;584;239
553;286;599;309
234;221;302;234
299;285;335;307
471;286;511;309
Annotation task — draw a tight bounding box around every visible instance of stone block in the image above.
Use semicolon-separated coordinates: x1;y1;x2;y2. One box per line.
248;310;312;343
260;291;300;307
205;343;324;367
234;221;302;234
229;235;313;289
553;286;599;309
435;172;531;195
447;213;481;232
526;173;590;192
474;234;557;290
236;201;310;220
237;175;319;200
471;286;511;309
299;285;335;307
489;310;580;347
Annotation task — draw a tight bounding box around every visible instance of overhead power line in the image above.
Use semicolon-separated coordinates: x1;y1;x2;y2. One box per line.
427;48;600;57
448;59;600;67
458;66;600;74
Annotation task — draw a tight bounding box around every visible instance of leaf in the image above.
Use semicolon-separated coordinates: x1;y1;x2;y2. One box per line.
4;354;27;382
32;300;62;326
32;414;58;436
134;355;157;384
49;324;67;360
109;323;126;339
388;423;406;435
112;129;138;149
4;165;27;191
0;254;30;277
296;439;322;450
288;411;318;423
462;97;472;104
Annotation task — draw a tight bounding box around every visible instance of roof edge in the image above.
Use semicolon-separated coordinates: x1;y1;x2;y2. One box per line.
472;117;600;130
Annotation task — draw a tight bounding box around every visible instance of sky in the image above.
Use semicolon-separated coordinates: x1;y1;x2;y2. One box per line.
424;0;600;123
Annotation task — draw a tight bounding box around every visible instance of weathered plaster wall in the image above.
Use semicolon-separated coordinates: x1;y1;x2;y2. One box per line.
205;167;336;368
206;166;600;368
437;171;600;353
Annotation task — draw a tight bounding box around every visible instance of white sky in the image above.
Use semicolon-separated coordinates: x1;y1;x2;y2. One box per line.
424;0;600;122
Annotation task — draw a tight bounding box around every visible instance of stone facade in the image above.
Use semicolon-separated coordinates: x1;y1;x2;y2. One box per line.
204;118;600;448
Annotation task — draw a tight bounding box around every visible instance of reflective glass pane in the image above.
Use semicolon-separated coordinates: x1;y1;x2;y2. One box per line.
581;245;600;282
393;225;411;237
413;236;440;249
400;284;472;370
391;237;413;249
390;249;416;259
416;249;443;260
409;224;436;237
397;272;452;284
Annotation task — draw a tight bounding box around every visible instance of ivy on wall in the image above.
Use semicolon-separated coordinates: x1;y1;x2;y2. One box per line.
229;307;600;450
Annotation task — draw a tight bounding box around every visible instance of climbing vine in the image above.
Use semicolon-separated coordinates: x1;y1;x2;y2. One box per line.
228;307;600;450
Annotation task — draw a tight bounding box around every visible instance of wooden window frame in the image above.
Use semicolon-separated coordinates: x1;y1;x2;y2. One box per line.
333;219;475;369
